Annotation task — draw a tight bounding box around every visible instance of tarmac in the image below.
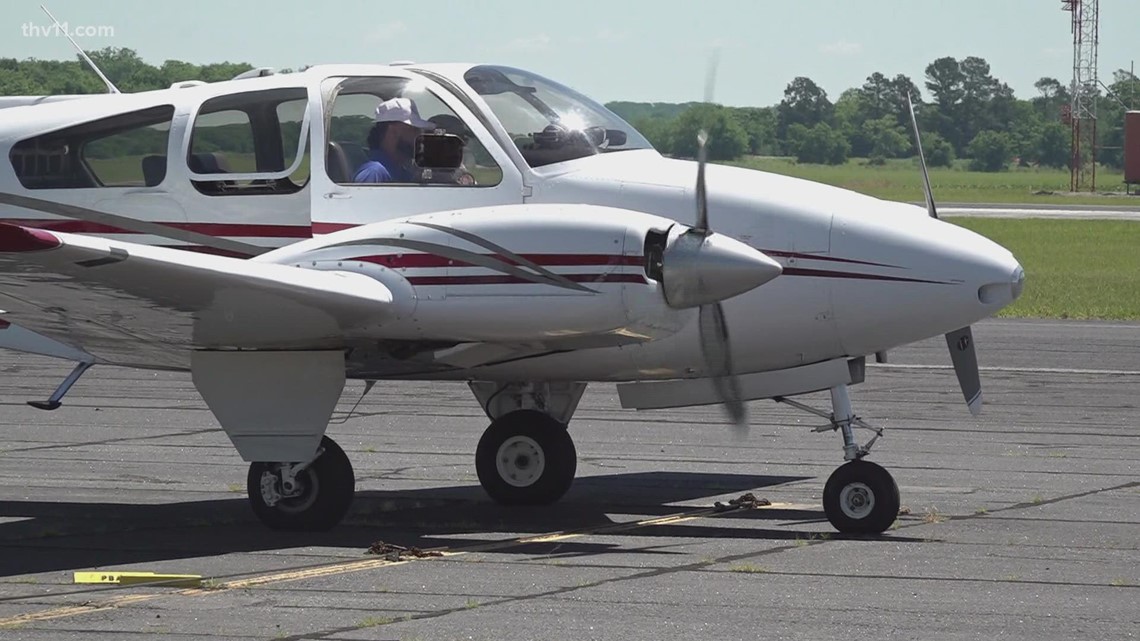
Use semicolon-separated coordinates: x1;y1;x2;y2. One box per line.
940;202;1140;220
0;318;1137;640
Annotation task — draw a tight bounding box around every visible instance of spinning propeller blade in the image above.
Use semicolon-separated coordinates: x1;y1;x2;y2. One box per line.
945;327;982;416
906;92;938;220
694;49;748;434
905;93;983;414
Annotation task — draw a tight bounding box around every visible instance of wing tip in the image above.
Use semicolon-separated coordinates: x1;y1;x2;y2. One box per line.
0;223;61;253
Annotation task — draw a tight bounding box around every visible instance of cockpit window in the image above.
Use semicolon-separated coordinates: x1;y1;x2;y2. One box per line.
325;76;502;187
463;65;652;168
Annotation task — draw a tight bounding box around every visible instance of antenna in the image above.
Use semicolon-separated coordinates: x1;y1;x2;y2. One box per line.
1061;0;1099;191
40;4;120;94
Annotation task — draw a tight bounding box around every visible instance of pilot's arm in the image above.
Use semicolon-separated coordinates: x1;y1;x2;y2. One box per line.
353;161;394;183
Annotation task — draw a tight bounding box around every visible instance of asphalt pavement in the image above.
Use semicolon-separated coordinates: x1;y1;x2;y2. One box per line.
0;317;1137;640
939;202;1140;220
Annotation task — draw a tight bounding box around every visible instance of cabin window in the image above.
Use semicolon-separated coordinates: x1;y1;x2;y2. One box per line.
9;105;174;189
187;87;309;196
325;76;501;187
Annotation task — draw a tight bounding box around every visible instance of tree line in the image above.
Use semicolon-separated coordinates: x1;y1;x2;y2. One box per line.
609;56;1140;172
2;49;1137;172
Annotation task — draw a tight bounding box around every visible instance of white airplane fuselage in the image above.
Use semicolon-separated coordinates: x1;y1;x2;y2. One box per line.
0;63;1023;383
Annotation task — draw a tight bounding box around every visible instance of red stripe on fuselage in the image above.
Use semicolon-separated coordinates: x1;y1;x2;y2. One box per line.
312;222;357;234
407;273;648;286
351;253;644;268
781;267;947;284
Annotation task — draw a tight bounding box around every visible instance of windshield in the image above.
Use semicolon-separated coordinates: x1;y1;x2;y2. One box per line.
462;65;652;168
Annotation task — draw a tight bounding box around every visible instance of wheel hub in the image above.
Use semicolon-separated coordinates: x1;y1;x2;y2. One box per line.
496;436;545;488
260;468;318;512
839;481;875;519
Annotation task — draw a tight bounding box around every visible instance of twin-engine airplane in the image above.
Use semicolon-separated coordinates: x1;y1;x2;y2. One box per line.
0;61;1024;534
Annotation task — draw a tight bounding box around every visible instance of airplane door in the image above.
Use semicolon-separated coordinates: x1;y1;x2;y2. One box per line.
310;75;525;234
175;85;313;251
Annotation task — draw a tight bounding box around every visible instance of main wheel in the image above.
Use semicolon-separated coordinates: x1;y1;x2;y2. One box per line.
247;435;355;531
475;410;576;505
822;460;900;534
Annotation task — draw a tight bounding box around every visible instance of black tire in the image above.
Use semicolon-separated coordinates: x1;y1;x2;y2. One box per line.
247;436;355;531
822;460;900;534
475;410;576;506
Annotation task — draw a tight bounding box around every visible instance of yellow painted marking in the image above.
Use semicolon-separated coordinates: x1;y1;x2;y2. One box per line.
0;594;156;628
0;498;789;629
220;558;408;589
74;572;202;588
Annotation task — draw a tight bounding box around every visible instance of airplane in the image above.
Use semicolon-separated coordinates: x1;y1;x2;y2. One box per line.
0;60;1024;535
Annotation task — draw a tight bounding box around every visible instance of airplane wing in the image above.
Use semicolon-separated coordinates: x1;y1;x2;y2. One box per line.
0;223;394;368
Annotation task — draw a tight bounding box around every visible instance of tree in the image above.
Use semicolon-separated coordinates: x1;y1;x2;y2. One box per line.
833;89;872;157
670;104;748;161
777;77;833;145
967;130;1012;171
1097;69;1140;168
1032;77;1070;122
885;74;923;129
633;117;675;154
862;116;909;163
731;107;777;155
859;72;893;121
787;122;849;165
921;131;955;168
925;57;966;108
1036;122;1070;169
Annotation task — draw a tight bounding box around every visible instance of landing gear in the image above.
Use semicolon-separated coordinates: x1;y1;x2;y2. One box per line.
475;410;577;505
823;460;900;534
776;381;898;534
247;436;355;531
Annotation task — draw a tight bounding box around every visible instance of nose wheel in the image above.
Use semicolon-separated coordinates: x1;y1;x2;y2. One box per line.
775;381;899;534
822;460;899;534
247;435;355;531
476;410;576;505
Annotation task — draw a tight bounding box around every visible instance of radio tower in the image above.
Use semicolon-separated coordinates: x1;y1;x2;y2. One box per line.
1062;0;1099;191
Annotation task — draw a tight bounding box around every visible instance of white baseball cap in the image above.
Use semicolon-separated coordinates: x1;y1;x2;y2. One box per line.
373;97;436;129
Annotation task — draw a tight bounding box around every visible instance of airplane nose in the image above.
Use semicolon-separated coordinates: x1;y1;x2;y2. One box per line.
661;228;783;309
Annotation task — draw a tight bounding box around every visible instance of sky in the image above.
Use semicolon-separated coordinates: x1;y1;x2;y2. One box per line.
0;0;1135;107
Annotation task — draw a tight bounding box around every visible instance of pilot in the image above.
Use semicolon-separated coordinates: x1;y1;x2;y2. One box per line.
353;97;438;183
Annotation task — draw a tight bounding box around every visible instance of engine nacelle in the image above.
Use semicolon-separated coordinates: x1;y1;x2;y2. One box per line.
267;204;693;346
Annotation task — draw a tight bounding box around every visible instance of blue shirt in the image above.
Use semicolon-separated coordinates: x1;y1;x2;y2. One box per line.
352;149;414;183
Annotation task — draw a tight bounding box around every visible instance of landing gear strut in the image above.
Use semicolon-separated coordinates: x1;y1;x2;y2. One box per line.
776;384;899;534
247;436;355;531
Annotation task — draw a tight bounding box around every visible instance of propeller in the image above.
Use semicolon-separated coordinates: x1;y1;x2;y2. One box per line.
694;50;741;431
906;93;983;416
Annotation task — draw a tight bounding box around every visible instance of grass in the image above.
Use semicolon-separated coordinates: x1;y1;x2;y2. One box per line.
359;615;396;627
727;156;1137;206
922;506;948;524
951;218;1140;320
